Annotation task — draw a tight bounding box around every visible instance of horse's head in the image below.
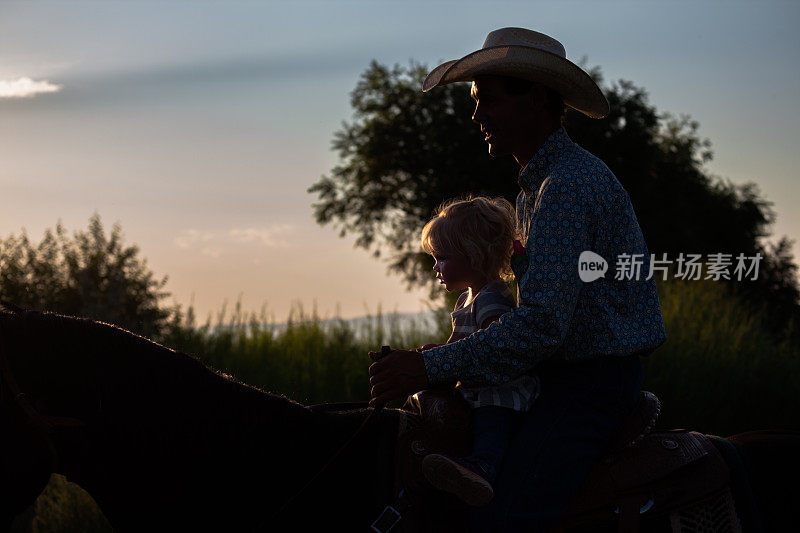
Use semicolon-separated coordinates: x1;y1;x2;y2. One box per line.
0;305;74;522
0;391;53;527
0;304;137;523
0;306;106;425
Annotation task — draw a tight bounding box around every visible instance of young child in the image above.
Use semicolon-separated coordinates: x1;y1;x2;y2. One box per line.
418;196;539;507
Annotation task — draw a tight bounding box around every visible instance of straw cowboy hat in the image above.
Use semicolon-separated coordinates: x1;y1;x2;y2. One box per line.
423;27;609;119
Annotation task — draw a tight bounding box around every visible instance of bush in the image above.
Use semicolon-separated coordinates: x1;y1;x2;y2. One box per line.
0;215;173;339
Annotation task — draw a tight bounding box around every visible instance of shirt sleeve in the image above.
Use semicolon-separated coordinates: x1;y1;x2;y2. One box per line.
422;175;593;386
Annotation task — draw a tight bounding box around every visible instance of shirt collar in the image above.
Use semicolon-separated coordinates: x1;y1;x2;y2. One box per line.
517;127;572;194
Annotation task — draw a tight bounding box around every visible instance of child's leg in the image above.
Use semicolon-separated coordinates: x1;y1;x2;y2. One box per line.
467;405;518;482
421;405;519;506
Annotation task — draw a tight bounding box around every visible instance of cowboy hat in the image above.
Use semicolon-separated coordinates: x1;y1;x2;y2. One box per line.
423;28;609;119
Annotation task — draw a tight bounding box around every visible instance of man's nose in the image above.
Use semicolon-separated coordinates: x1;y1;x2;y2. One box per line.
471;102;483;124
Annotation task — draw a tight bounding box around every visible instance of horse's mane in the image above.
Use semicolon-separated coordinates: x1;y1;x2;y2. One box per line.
0;306;386;472
0;307;312;423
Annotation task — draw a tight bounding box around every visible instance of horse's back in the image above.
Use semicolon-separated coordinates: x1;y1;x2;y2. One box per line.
728;430;800;531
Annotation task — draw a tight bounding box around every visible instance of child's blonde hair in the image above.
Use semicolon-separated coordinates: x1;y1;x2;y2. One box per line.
421;196;517;281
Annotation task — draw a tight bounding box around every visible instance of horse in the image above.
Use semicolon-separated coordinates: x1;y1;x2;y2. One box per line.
1;308;797;532
0;308;402;532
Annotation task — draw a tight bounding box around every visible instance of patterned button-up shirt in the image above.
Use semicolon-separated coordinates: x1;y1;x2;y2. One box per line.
422;127;667;386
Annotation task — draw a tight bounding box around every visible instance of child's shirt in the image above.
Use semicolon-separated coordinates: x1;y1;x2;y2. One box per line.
449;280;540;412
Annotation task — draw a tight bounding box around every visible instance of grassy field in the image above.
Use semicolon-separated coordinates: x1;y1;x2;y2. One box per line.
644;279;799;434
11;279;800;532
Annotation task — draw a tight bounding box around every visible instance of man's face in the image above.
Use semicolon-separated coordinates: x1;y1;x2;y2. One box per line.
471;76;537;158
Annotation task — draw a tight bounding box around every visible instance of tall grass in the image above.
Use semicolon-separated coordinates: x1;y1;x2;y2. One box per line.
15;280;800;532
161;282;799;435
162;301;452;405
644;279;799;435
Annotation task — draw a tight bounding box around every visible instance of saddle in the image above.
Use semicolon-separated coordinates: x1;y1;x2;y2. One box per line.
383;387;737;533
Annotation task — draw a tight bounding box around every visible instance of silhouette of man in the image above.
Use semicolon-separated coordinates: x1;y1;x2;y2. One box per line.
369;28;666;531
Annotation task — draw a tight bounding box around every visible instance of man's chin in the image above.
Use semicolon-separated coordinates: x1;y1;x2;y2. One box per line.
487;143;510;157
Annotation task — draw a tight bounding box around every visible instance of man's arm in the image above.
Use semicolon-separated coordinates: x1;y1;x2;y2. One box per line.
422;175;593;386
418;343;445;351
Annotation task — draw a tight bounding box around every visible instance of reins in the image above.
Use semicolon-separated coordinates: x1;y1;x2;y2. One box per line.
256;346;393;531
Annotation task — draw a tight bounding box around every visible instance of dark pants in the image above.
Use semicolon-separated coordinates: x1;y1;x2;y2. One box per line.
470;406;520;481
469;355;643;532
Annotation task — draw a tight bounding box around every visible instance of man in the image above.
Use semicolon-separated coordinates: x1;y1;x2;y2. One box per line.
369;28;666;531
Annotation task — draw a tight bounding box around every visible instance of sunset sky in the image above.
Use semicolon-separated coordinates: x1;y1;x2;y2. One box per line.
1;0;798;322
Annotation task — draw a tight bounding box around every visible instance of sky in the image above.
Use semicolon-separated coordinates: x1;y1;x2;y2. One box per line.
1;0;798;322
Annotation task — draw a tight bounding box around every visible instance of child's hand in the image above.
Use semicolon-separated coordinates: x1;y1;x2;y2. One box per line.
368;349;429;407
417;343;445;352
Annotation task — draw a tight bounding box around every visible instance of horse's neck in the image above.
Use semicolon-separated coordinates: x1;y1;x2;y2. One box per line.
63;354;397;531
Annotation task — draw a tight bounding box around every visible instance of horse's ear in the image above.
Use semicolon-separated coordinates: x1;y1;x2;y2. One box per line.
0;300;27;314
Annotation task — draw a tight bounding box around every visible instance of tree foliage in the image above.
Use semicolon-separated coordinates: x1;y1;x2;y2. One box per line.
310;62;520;291
310;61;799;338
0;214;173;339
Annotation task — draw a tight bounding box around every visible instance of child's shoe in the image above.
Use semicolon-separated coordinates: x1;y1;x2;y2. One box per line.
422;453;495;506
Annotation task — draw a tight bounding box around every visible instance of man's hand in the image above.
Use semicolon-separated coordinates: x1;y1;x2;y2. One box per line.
417;343;445;352
368;349;429;408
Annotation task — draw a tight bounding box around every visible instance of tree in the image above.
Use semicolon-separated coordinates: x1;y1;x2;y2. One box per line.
310;61;799;338
0;214;173;339
310;61;520;294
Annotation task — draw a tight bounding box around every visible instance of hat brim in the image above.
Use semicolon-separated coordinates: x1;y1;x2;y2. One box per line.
423;45;609;119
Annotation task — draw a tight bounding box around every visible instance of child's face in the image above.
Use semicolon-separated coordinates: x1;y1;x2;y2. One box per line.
431;250;479;292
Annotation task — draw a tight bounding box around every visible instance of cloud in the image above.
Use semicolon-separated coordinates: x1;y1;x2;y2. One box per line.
228;225;293;248
0;77;62;98
174;225;293;256
201;247;222;258
174;230;216;249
